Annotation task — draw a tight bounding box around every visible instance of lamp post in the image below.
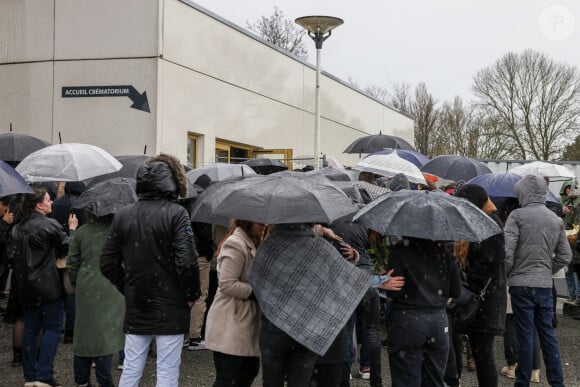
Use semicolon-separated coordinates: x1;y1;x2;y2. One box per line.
295;16;343;170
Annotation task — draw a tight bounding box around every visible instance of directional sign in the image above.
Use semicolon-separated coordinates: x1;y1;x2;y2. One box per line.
62;85;150;113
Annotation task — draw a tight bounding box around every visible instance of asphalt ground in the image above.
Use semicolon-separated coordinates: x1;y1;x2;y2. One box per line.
1;298;579;386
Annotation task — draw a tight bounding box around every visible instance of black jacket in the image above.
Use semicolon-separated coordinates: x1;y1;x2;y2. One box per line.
100;155;200;335
8;213;72;308
388;238;461;310
464;216;507;335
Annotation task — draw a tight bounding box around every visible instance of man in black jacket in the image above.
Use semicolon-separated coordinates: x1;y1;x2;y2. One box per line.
100;153;200;387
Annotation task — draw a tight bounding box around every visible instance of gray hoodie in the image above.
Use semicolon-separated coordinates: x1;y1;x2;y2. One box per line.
504;174;572;288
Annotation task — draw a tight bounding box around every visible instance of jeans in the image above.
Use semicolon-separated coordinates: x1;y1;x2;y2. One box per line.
74;354;114;387
346;288;382;386
387;308;449;387
65;294;76;335
119;334;183;387
565;264;579;298
510;286;564;387
443;314;463;387
212;351;259;387
468;333;497;387
259;317;318;387
22;299;64;382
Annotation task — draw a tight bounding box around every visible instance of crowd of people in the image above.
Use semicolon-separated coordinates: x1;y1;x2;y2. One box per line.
0;154;579;387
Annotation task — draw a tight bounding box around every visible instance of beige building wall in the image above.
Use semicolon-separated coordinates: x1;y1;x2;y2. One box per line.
0;0;414;168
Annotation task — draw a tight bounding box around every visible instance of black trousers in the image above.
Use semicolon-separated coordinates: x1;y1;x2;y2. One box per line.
260;318;318;387
467;332;497;387
388;308;449;387
212;351;259;387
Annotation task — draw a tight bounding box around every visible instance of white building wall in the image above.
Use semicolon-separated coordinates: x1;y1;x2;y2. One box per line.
0;0;414;168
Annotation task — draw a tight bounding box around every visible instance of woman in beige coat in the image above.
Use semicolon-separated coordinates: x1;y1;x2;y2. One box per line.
205;219;266;387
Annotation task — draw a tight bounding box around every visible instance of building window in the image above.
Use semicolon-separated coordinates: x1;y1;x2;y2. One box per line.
215;140;254;164
187;133;199;168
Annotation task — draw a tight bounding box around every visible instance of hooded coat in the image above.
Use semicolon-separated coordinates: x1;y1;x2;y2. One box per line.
454;184;506;335
559;179;580;230
100;153;200;335
504;175;571;288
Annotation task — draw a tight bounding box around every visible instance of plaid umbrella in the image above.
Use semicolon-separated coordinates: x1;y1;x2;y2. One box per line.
250;228;372;355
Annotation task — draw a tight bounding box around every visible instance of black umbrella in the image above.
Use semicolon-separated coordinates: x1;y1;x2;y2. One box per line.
73;177;137;217
420;155;492;182
196;174;358;224
344;132;415;154
242;158;288;175
85;155;148;186
0;133;50;165
353;190;502;242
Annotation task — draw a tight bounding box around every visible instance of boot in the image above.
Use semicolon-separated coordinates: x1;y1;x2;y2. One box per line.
11;347;22;367
531;369;540;383
466;342;476;372
500;364;516;379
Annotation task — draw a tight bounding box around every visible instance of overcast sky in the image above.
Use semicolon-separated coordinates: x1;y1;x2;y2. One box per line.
193;0;579;103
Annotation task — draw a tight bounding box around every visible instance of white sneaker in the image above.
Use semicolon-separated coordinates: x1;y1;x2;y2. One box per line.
187;337;206;351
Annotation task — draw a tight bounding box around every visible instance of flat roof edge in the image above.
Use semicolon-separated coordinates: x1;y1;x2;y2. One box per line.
178;0;413;119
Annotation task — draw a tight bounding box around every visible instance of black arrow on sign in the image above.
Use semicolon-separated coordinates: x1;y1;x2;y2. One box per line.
62;85;150;113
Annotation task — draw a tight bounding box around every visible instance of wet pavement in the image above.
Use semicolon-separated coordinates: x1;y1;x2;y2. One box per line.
1;297;579;386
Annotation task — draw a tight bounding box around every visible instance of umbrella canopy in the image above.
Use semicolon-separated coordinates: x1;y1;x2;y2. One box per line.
186;163;256;183
272;167;357;182
344;133;415;154
353;190;502;242
86;155;148;186
242;158;288;175
72;177;137;217
420;155;492;182
353;152;427;185
196;174;358;224
0;133;50;165
332;180;390;202
369;148;430;167
0;160;34;197
189;176;249;226
509;161;575;180
16;143;122;182
466;172;560;203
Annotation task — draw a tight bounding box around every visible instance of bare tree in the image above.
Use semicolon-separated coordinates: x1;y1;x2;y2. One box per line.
247;7;309;60
472;50;580;160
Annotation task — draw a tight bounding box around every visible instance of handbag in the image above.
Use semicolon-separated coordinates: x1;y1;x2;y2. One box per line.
448;271;492;325
57;258;75;296
62;269;76;295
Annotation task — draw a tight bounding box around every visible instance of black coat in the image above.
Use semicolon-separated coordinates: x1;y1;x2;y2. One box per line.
8;213;71;308
464;222;507;336
100;158;200;335
388;238;461;310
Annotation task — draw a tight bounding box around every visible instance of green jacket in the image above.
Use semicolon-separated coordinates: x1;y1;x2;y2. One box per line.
67;222;125;357
560;179;580;229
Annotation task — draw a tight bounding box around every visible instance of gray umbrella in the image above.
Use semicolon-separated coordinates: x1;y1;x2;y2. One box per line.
0;132;50;165
194;174;358;225
272;166;356;182
353;190;502;242
186;162;256;183
73;177;137;217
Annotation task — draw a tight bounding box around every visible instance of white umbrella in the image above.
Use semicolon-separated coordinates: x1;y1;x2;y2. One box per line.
353;152;427;185
509;161;575;180
16;143;122;182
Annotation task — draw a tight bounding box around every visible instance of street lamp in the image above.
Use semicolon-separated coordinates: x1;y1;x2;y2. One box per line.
295;15;343;170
